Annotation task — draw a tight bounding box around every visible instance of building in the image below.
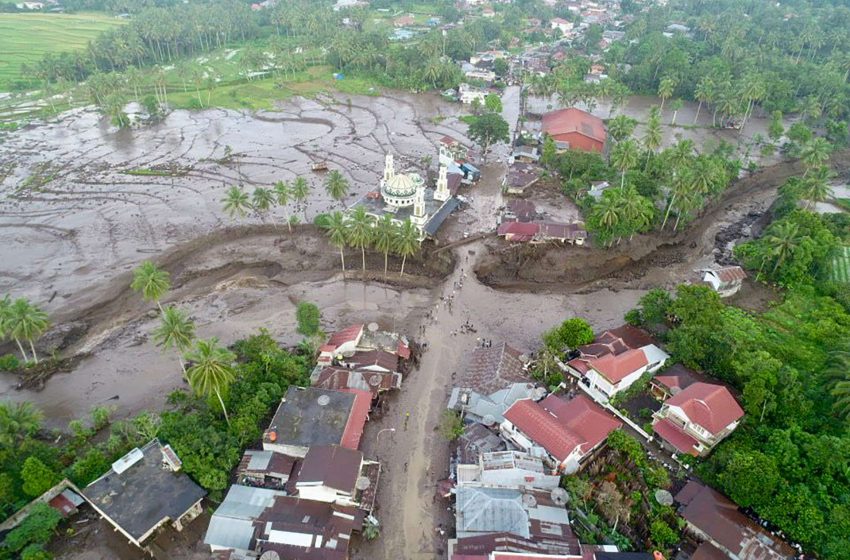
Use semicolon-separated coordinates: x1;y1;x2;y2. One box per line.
457;423;508;464
588;180;611;200
501;199;537;223
649;363;703;400
448;382;539;425
318;323;411;366
565;325;669;399
236;449;299;490
701;266;747;297
497;221;587;245
312;366;402;400
295;445;380;512
263;386;371;457
542;108;607;153
393;14;414;26
205;487;360;560
466;68;497;82
350;154;459;240
652;382;744;457
503;165;541;195
459;342;530;395
81;440;206;547
456;451;560;490
511;145;540;163
500;394;622;473
675;482;794;560
550;17;574;35
439;135;470;167
460;83;488;104
333;0;368;9
318;324;364;365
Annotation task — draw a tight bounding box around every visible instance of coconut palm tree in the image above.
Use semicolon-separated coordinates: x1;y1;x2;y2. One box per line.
347;206;374;275
131;261;171;313
185;338;236;425
607;114;637;143
252;186;276;225
800;138;832;175
373;214;398;278
0;401;43;446
272;181;292;232
642;107;663;163
291;177;311;220
325;170;350;208
693;77;713;124
620;187;654;240
610;139;639;189
222;185;251;220
0;295;16;358
395;219;421;277
765;221;801;274
153;306;195;375
800;169;832;209
8;298;49;364
657;77;676;111
322;211;349;276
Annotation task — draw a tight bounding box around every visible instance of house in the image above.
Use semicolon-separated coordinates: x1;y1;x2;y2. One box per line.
511;145;540;163
542;108;607;153
236;449;299;490
311;366;402;400
81;440;206;547
675;481;794;560
550;17;574;35
502;162;541;195
333;0;368;9
205;487;360;559
498;221;539;243
456;451;561;490
465;68;497;83
497;221;587;245
702;266;746;297
500;394;622;473
501;199;537;222
459;83;488;104
652;383;744;457
459;342;529;395
588;180;611;199
440;135;470;166
482;6;495;17
318;324;364;365
393;14;415;26
649;363;703;400
565;325;669;399
457;423;507;464
448;382;539;425
294;445;381;512
263;386;371;457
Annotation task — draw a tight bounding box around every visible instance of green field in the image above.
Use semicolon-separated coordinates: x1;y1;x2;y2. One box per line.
0;12;124;90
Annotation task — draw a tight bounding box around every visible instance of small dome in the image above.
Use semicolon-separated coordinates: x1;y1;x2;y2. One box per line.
383;173;417;197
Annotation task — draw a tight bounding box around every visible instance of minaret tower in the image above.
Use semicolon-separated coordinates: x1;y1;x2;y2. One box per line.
434;165;450;202
382;154;395;185
412;182;428;232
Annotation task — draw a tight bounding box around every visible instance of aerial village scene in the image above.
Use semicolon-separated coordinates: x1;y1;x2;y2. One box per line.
0;0;849;559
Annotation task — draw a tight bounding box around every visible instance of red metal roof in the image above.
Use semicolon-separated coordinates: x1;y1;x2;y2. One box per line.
652;418;700;456
542;108;606;143
397;340;411;359
498;222;540;236
49;493;78;517
665;382;744;435
339;389;371;450
587;348;648;383
326;324;364;349
503;395;622;462
715;266;747;284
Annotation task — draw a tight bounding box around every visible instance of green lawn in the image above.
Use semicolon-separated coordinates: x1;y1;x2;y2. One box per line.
831;245;850;284
0;12;124;90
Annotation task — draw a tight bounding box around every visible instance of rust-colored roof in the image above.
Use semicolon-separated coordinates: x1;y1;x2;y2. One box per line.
666;382;744;435
653;363;702;393
652;418;700;456
499;221;539;237
507;199;537;221
542;108;606;143
692;542;729;560
297;445;362;494
503;395;622;461
461;343;529;394
714;266;747;284
587;348;648;383
675;481;794;560
313;366;400;396
340;389;371;450
326;324;363;349
397;339;411;359
347;349;399;372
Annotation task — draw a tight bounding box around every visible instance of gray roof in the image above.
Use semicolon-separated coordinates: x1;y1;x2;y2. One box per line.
204;485;286;552
247;450;274;471
456;486;529;538
266;386;355;448
424;197;460;236
448;382;536;424
82;439;206;543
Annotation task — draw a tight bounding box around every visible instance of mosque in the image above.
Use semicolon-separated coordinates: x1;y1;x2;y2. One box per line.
350;154;461;240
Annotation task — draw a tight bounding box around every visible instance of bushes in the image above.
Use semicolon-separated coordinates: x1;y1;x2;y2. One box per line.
1;503;61;556
0;354;20;372
543;317;594;353
295;302;321;337
20;458;60;498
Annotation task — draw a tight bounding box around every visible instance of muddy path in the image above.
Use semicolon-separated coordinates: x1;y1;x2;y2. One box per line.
477;148;850;292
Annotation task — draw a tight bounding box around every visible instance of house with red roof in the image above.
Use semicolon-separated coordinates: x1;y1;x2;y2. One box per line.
317;324;364;365
652;382;744;457
500;395;622;473
701;266;747;297
565;325;669;400
542;108;606;153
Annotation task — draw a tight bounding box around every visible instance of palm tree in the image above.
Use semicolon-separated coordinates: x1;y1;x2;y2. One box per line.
325;170;350;208
131;261;171;313
252;186;276;225
222;186;251;220
610;139;639;189
322;211;349;276
765;221;801;274
642;107;663;162
272;181;292;232
657;77;675;111
291;177;311;220
669;99;684;125
620;187;654;240
0;401;44;446
347;206;374;275
694;77;713;124
395;219;421;277
607;115;637;143
373;214;397;278
0;295;17;358
800;138;832;175
153;306;195;375
825;349;850;421
8;298;49;364
592;194;621;246
185;338;236;425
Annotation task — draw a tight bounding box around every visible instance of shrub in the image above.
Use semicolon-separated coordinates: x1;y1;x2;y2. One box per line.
438;411;464;441
295;302;321;337
2;503;61;553
0;353;20;372
20;457;60;498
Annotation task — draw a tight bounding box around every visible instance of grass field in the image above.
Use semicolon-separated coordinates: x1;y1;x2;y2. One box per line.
0;12;124;90
831;246;850;284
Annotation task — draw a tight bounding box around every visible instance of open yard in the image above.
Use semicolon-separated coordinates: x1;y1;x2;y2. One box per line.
0;12;124;90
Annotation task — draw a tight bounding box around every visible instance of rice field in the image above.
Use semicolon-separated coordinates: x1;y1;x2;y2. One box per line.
830;245;850;283
0;12;124;90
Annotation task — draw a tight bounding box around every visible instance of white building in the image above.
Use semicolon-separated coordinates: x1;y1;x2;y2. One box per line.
701;266;746;297
456;451;560;490
550;17;574;35
459;83;488;104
